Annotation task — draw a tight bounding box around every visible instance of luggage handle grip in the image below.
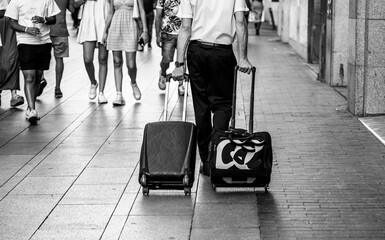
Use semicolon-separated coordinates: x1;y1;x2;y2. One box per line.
164;74;190;122
231;66;256;133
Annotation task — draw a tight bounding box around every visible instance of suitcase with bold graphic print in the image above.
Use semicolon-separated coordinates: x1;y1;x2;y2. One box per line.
210;67;273;192
139;75;197;195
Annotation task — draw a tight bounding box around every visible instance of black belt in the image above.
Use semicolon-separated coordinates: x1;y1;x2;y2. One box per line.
190;40;232;49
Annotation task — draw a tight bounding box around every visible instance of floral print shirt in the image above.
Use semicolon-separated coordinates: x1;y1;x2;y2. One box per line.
156;0;181;35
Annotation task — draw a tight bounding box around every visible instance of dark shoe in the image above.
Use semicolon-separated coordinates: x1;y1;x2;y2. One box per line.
55;88;63;98
10;95;24;107
37;78;47;96
200;161;210;177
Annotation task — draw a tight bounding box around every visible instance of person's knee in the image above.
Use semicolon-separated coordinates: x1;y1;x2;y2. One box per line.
126;63;136;73
113;57;123;68
99;56;108;66
83;56;93;66
24;74;35;84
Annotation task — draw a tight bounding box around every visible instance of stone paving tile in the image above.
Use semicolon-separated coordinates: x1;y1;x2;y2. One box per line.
119;215;191;240
10;176;76;195
38;204;116;231
60;184;126;205
31;229;102;240
75;167;135;185
0;142;48;155
100;215;127;240
190;228;261;240
130;193;196;216
0;155;33;186
0;195;61;240
88;153;139;168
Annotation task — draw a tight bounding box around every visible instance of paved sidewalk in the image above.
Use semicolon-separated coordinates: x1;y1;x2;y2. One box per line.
1;22;385;239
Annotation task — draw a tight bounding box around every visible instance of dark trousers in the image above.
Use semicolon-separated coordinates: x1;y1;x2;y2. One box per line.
186;42;237;162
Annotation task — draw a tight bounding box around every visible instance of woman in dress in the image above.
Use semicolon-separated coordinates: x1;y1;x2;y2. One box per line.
103;0;149;105
74;0;110;103
0;0;24;108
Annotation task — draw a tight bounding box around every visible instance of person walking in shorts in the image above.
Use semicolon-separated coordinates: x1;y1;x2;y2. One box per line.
155;0;184;95
50;0;75;98
5;0;60;124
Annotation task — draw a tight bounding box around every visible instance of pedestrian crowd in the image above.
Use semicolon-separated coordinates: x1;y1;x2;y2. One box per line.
0;0;255;175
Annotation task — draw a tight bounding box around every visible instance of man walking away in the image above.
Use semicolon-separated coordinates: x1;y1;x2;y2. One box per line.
50;0;75;98
172;0;253;176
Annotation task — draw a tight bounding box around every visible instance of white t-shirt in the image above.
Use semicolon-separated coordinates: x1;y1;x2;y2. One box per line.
5;0;60;45
178;0;249;45
0;0;8;46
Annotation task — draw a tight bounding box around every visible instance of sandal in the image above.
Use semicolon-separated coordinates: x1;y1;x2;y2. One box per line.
55;88;63;98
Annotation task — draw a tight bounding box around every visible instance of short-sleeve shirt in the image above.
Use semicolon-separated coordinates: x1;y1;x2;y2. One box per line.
0;0;8;46
156;0;181;35
5;0;61;45
50;0;70;37
178;0;248;45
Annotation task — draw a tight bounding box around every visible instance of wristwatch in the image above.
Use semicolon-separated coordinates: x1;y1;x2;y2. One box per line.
175;61;185;67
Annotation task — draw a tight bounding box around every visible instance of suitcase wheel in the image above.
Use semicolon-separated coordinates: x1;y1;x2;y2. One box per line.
142;186;149;195
140;175;149;195
264;184;269;193
184;186;191;196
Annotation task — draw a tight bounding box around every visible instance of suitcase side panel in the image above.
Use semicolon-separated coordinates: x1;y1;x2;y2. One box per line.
139;121;197;187
210;131;272;187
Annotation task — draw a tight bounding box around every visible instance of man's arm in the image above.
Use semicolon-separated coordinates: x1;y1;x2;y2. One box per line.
172;18;192;80
234;11;252;74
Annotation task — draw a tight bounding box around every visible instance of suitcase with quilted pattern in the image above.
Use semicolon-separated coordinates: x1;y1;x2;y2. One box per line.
138;75;197;195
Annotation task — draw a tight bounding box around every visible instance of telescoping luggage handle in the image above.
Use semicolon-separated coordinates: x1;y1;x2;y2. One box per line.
164;74;189;122
231;66;257;133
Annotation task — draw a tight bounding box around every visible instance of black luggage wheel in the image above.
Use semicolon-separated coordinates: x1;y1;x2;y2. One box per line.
140;175;149;195
184;187;191;195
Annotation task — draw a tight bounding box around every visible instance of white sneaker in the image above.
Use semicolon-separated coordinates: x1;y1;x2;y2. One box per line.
26;108;39;124
89;82;98;100
112;93;126;106
131;83;141;100
178;81;185;96
158;73;166;90
98;92;108;104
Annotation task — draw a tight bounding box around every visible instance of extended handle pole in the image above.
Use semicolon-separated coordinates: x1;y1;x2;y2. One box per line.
249;67;256;133
231;66;239;129
232;66;257;133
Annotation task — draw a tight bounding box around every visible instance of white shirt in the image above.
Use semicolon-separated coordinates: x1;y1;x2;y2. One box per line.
178;0;248;45
0;0;8;46
5;0;60;45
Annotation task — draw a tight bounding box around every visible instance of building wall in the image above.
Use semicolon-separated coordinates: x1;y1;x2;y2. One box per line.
348;0;385;115
277;0;308;60
325;0;350;86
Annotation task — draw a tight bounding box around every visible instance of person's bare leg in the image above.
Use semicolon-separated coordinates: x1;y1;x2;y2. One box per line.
22;69;37;110
113;51;123;93
98;43;108;93
82;41;97;85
